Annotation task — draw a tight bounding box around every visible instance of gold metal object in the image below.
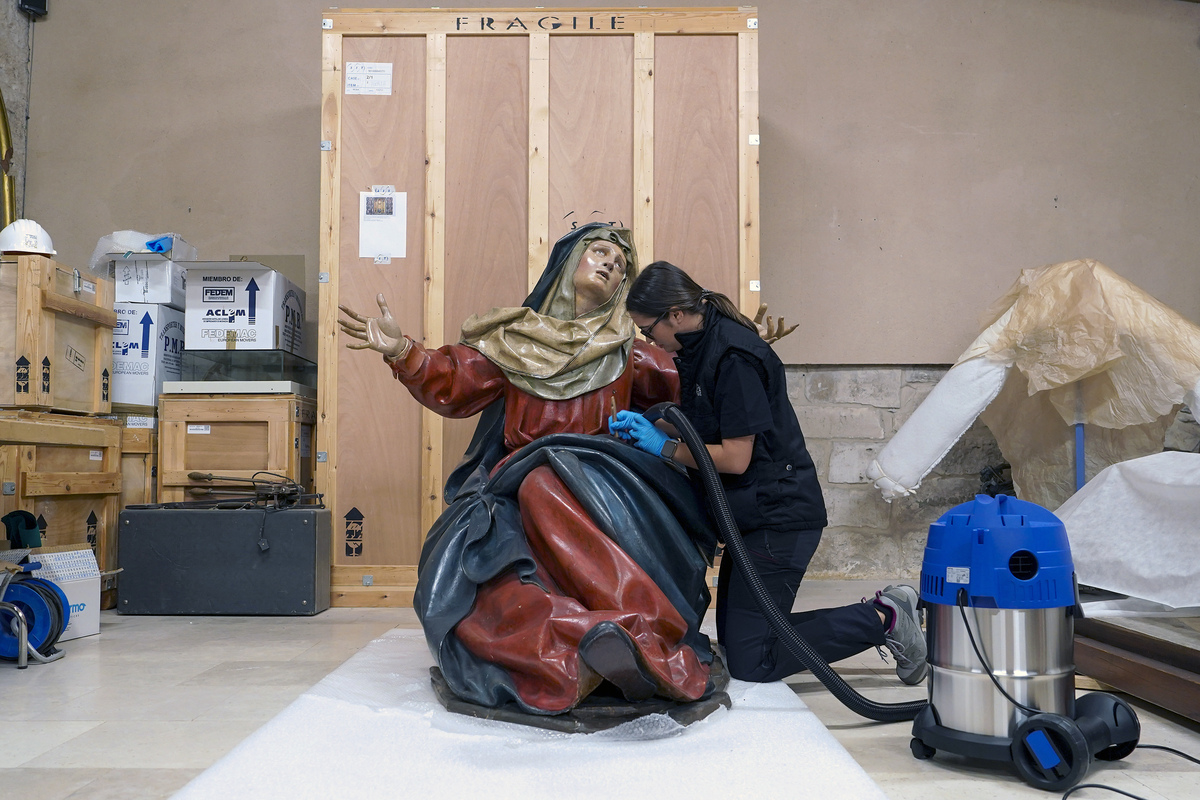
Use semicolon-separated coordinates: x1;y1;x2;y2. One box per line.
0;84;15;227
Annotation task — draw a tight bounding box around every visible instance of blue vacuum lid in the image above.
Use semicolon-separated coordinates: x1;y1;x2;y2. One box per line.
920;494;1074;609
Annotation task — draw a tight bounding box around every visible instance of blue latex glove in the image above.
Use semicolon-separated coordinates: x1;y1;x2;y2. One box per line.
608;410;670;457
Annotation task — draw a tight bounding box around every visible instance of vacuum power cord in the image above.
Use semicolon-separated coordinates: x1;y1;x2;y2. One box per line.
662;404;927;723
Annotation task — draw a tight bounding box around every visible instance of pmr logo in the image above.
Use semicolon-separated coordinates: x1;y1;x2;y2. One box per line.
203;287;236;302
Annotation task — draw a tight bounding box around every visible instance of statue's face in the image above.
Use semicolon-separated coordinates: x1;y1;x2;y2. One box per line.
573;239;628;314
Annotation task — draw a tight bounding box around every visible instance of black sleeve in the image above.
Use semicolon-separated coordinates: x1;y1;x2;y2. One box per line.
713;353;772;440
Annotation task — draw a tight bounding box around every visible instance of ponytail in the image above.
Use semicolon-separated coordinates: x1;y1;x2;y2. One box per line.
628;262;758;333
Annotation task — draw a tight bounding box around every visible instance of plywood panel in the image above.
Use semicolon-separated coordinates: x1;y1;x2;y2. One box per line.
440;36;530;482
316;9;755;606
548;36;634;245
654;35;741;303
336;36;427;566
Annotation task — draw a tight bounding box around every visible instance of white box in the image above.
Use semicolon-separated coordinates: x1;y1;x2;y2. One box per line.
107;255;188;309
184;262;308;357
0;547;101;641
31;549;101;641
112;303;185;407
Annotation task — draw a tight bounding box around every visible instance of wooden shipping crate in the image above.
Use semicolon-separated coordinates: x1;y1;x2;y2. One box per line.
0;255;117;414
319;7;759;606
158;394;317;503
0;411;121;578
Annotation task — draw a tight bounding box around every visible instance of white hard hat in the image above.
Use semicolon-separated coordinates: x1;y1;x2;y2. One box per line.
0;219;57;255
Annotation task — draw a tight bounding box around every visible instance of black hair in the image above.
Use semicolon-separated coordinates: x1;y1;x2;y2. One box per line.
626;261;758;332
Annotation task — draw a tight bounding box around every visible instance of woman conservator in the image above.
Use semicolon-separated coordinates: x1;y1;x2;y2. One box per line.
612;261;929;686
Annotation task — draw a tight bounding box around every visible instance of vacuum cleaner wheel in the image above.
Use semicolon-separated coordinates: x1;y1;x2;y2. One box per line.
1011;713;1091;792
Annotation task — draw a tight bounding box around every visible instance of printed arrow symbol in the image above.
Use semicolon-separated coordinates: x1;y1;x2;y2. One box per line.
139;312;153;358
246;278;259;324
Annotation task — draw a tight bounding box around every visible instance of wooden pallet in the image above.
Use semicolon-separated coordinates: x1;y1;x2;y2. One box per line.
1075;617;1200;723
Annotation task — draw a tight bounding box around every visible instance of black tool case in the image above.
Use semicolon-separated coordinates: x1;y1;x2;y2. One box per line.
117;508;331;615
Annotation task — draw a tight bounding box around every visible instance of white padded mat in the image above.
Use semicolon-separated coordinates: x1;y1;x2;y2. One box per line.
173;627;887;799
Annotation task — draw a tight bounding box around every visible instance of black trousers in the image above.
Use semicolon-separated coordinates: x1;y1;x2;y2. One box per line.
715;527;887;683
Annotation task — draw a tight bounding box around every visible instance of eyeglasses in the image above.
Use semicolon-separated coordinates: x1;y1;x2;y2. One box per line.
638;309;672;339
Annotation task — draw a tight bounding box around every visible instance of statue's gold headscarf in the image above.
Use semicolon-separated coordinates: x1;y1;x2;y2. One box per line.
460;226;638;400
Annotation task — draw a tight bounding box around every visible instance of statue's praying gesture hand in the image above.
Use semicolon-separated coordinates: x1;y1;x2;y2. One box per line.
753;303;798;345
339;293;410;359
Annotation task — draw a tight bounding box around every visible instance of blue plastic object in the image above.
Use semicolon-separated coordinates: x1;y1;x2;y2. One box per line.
144;235;174;254
1025;728;1062;770
0;582;54;659
920;494;1074;610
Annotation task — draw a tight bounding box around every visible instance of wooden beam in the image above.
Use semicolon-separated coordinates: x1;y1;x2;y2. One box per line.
738;28;760;317
528;33;550;293
317;30;343;517
40;290;118;328
421;33;448;538
322;8;758;36
23;471;121;496
633;32;654;265
1075;619;1200;724
0;419;119;448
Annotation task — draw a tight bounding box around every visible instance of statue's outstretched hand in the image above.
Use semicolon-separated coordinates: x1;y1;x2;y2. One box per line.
753;303;798;345
338;293;410;359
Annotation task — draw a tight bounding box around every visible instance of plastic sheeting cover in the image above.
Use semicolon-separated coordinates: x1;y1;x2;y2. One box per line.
1056;451;1200;610
173;628;888;800
869;260;1200;511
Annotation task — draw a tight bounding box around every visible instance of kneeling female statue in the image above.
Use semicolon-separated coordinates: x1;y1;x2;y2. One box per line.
339;224;719;715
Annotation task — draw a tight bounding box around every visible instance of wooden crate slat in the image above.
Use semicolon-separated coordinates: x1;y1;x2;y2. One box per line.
323;8;757;36
39;290;119;328
22;471;122;496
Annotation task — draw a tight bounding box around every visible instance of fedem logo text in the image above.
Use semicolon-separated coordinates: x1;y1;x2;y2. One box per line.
203;288;236;302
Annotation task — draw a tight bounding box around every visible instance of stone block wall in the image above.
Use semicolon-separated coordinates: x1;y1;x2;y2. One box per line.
784;365;1200;581
787;365;1004;581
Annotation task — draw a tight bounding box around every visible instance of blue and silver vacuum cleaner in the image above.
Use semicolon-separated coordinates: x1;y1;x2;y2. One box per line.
910;494;1141;791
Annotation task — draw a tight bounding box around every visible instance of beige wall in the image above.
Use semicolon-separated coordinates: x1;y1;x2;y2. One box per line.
25;0;1200;363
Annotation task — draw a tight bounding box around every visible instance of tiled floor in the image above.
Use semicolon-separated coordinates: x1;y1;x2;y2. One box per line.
2;581;1197;799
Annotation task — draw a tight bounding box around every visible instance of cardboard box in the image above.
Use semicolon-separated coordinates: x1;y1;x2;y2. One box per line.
183;263;307;357
107;255;187;309
0;546;101;641
112;303;185;408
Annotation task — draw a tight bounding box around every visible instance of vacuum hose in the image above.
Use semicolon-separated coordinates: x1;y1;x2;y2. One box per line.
661;403;928;723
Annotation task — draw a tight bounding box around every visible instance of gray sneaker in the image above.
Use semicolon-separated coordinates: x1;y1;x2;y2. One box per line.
875;584;929;685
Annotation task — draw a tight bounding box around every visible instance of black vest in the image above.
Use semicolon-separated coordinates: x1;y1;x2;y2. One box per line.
675;313;827;533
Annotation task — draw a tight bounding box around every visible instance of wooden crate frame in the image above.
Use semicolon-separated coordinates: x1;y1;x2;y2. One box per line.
120;425;157;510
318;7;759;606
0;255;117;414
158;394;317;504
0;410;121;577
